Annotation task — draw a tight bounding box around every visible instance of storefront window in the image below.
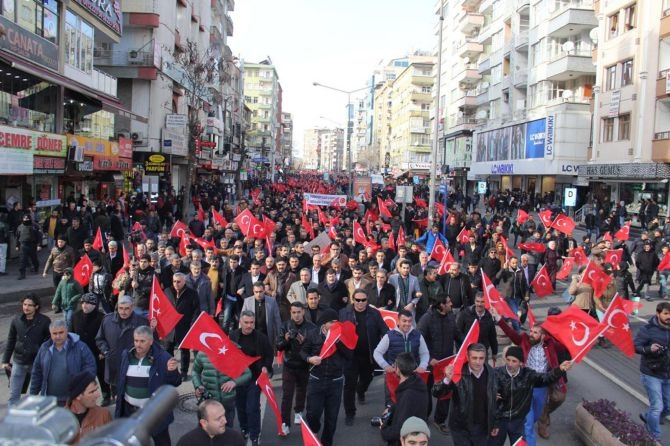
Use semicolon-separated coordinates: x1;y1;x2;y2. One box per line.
622;183;669;218
0;79;56;132
65;10;93;74
1;0;59;44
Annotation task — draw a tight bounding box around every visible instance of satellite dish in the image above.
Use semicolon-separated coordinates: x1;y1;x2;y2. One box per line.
562;89;573;99
562;41;575;53
589;28;599;44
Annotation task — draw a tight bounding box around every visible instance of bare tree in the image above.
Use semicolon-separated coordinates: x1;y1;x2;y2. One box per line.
166;39;224;218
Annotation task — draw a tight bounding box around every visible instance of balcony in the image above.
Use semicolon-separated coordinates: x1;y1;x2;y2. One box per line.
652;133;670;162
456;65;483;86
410;91;433;103
224;13;234;36
657;73;670;101
210;25;223;45
517;0;530;13
478;55;491;74
458;40;484;59
512;71;528;87
476;86;490;106
460;12;484;35
514;29;529;50
94;48;160;80
460;0;482;10
411;74;434;86
454;90;478;109
548;6;597;38
662;12;670;39
546;52;595;81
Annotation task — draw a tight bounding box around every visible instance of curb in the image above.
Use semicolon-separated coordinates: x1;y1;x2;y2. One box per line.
0;286;54;305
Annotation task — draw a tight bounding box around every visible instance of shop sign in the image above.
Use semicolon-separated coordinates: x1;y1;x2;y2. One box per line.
401;162;432;170
564;188;577;207
33;156;65;174
578;163;670;179
73;0;122;36
165;114;188;128
544;114;554;160
0;16;58;71
161;128;187;156
491;163;514;174
0;124;66;156
145;153;168;173
93;155;115;171
206;117;223;131
115;157;132;171
0;148;32;174
77;159;94;172
608;90;621;118
67;135;111;157
114;138;133;158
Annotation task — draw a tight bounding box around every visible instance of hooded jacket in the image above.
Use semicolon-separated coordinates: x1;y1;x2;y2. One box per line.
380;373;429;446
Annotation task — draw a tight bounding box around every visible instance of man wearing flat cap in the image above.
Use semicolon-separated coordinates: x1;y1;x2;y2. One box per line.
300;308;353;446
66;370;112;444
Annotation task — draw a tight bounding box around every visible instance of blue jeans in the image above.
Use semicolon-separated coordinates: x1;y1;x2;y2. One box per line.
641;373;670;440
658;272;669;298
8;362;31;405
490;417;524;446
305;375;344;446
222;299;237;332
523;386;548;446
64;309;74;330
505;298;521;332
236;380;261;441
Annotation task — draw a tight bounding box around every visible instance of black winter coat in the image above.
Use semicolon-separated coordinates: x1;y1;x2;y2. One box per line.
164;286;201;343
456;306;499;356
381;373;429;446
276;319;317;369
494;366;565;420
417;307;457;360
634;315;670;379
636;250;660;274
71;309;104;355
339;305;389;361
1;313;51;365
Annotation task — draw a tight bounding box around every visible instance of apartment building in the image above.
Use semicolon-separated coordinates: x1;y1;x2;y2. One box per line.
438;0;596;203
578;0;670;218
281;112;294;169
372;53;435;177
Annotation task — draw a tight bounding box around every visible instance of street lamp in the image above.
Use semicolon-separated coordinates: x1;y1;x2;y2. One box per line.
312;81;368;197
428;1;445;229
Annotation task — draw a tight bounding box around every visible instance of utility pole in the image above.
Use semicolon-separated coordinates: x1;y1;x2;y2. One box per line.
428;1;445;228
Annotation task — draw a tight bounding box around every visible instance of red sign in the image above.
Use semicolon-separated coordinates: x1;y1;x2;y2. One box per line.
33;156;66;173
117;138;133;158
93;156;134;172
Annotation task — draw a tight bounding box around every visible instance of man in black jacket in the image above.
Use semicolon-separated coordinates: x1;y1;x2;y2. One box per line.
380;352;429;446
300;308;353;446
417;295;457;434
1;293;51;405
163;272;201;380
635;241;660;301
440;263;474;311
479;248;502;285
229;311;274;446
366;268;397;309
433;343;499;444
277;302;316;433
339;289;389;424
491;346;572;446
456;295;499;366
317;269;349;311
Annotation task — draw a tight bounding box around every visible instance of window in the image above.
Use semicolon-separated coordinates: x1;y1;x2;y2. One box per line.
624;4;636;31
606;65;617;91
602;117;615;142
608;13;619;39
421;86;431;94
65;11;93;73
1;0;59;43
621;59;633;86
619;114;631;140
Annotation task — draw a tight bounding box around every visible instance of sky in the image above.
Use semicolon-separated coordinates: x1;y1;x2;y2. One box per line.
229;0;437;157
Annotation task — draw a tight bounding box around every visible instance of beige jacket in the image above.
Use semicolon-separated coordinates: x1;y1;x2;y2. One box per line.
568;275;594;311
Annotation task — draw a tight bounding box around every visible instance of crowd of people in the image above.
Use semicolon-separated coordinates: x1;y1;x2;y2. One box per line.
1;173;669;445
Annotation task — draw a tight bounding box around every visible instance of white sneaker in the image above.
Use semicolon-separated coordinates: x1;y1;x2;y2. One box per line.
281;423;290;436
294;412;303;424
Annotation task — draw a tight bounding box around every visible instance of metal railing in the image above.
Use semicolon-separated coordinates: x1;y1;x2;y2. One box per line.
94;49;155;66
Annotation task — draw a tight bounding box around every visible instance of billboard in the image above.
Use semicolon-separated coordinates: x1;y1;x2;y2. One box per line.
475;118;547;162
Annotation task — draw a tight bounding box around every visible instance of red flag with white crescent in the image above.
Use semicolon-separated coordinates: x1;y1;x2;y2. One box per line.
353;221;367;245
234;209;255;236
436;249;456;275
604;249;624;266
551;214;576;235
318;324;342;359
149;276;183;339
569;246;589;266
601;294;634;357
614;223;631;241
526;302;537;328
456;226;470;245
557;257;575;280
415;197;427;208
581;260;613;298
431;239;447;262
481;269;518;320
302;215;315;240
518;242;546;253
92;227;104;252
378;197;392;218
451;320;480;384
388;230;396;252
373;306;398;329
73;254;93;287
256;370;285;436
541;305;605;363
538;209;553;228
169;220;189;239
211;208;228;227
396;226;406;248
300;418;323;446
530;264;555;298
516;209;531;225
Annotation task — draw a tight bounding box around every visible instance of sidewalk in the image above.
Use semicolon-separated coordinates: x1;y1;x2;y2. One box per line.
0;248;55;304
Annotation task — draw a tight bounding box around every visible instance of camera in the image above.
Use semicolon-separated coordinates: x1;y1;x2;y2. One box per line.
287;329;299;340
370;406;394;427
196;386;214;404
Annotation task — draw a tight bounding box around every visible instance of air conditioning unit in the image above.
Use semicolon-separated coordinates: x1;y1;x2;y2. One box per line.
131;132;147;146
117;132;130;139
128;50;142;64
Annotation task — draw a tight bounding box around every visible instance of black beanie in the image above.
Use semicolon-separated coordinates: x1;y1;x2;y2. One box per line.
68;370;96;400
505;345;525;363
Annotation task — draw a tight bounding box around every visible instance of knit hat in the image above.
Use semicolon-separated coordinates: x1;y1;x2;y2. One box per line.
68;370;96;400
505;345;525;362
317;308;339;326
80;293;97;305
400;416;431;439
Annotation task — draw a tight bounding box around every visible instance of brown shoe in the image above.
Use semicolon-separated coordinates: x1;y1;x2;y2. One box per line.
537;422;550;439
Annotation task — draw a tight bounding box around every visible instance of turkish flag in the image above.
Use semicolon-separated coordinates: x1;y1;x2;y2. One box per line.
339;321;358;349
518;242;546;253
375;307;399;329
436;249;456;275
234;209;255;236
557;257;575;280
388;230;396;252
517;209;531;225
179;312;260;378
384;198;396;208
512;438;528;446
319;324;341;359
300;418;323;446
248;217;267;239
211;208;228;227
256;370;284;436
92;227;104;252
526;302;537;328
353;221;367;245
659;253;670;271
604;249;624;266
457;226;470;245
621;299;643;315
178;233;190;257
452;320;480;384
601;294;635;357
551;214;576;235
378;197;392;218
415;197;427;208
614;223;631;241
581;261;613;298
122;245;130;267
541;305;605;363
603;232;613;242
346;200;359;211
431;355;456;382
481;269;518;320
569;246;589;266
386;371;430;402
191;237;216;251
169;220;189;239
397;226;406;249
149;276;183;340
302;215;315;240
538;209;553;228
317;208;329;226
197;203;205;222
500;236;514;260
73;254;93;287
435;203;445;218
413;218;428;229
431;239;448;262
531;264;555;298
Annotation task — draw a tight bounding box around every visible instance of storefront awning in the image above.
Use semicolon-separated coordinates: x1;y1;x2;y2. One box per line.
0;50;148;123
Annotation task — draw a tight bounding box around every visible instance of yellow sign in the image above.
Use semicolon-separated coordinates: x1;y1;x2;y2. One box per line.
67;135;111;157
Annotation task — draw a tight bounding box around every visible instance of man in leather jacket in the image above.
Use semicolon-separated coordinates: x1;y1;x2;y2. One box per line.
490;346;572;446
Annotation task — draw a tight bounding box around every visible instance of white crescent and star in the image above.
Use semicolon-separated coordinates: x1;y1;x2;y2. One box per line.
569;320;591;346
240;215;251;227
200;332;223;351
606;308;630;332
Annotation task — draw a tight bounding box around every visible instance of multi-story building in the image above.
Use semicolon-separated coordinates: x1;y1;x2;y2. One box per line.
302;128;326;170
578;0;670;218
321;127;345;172
373;53;435;176
280;112;293;169
243;59;282;180
438;0;596;202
